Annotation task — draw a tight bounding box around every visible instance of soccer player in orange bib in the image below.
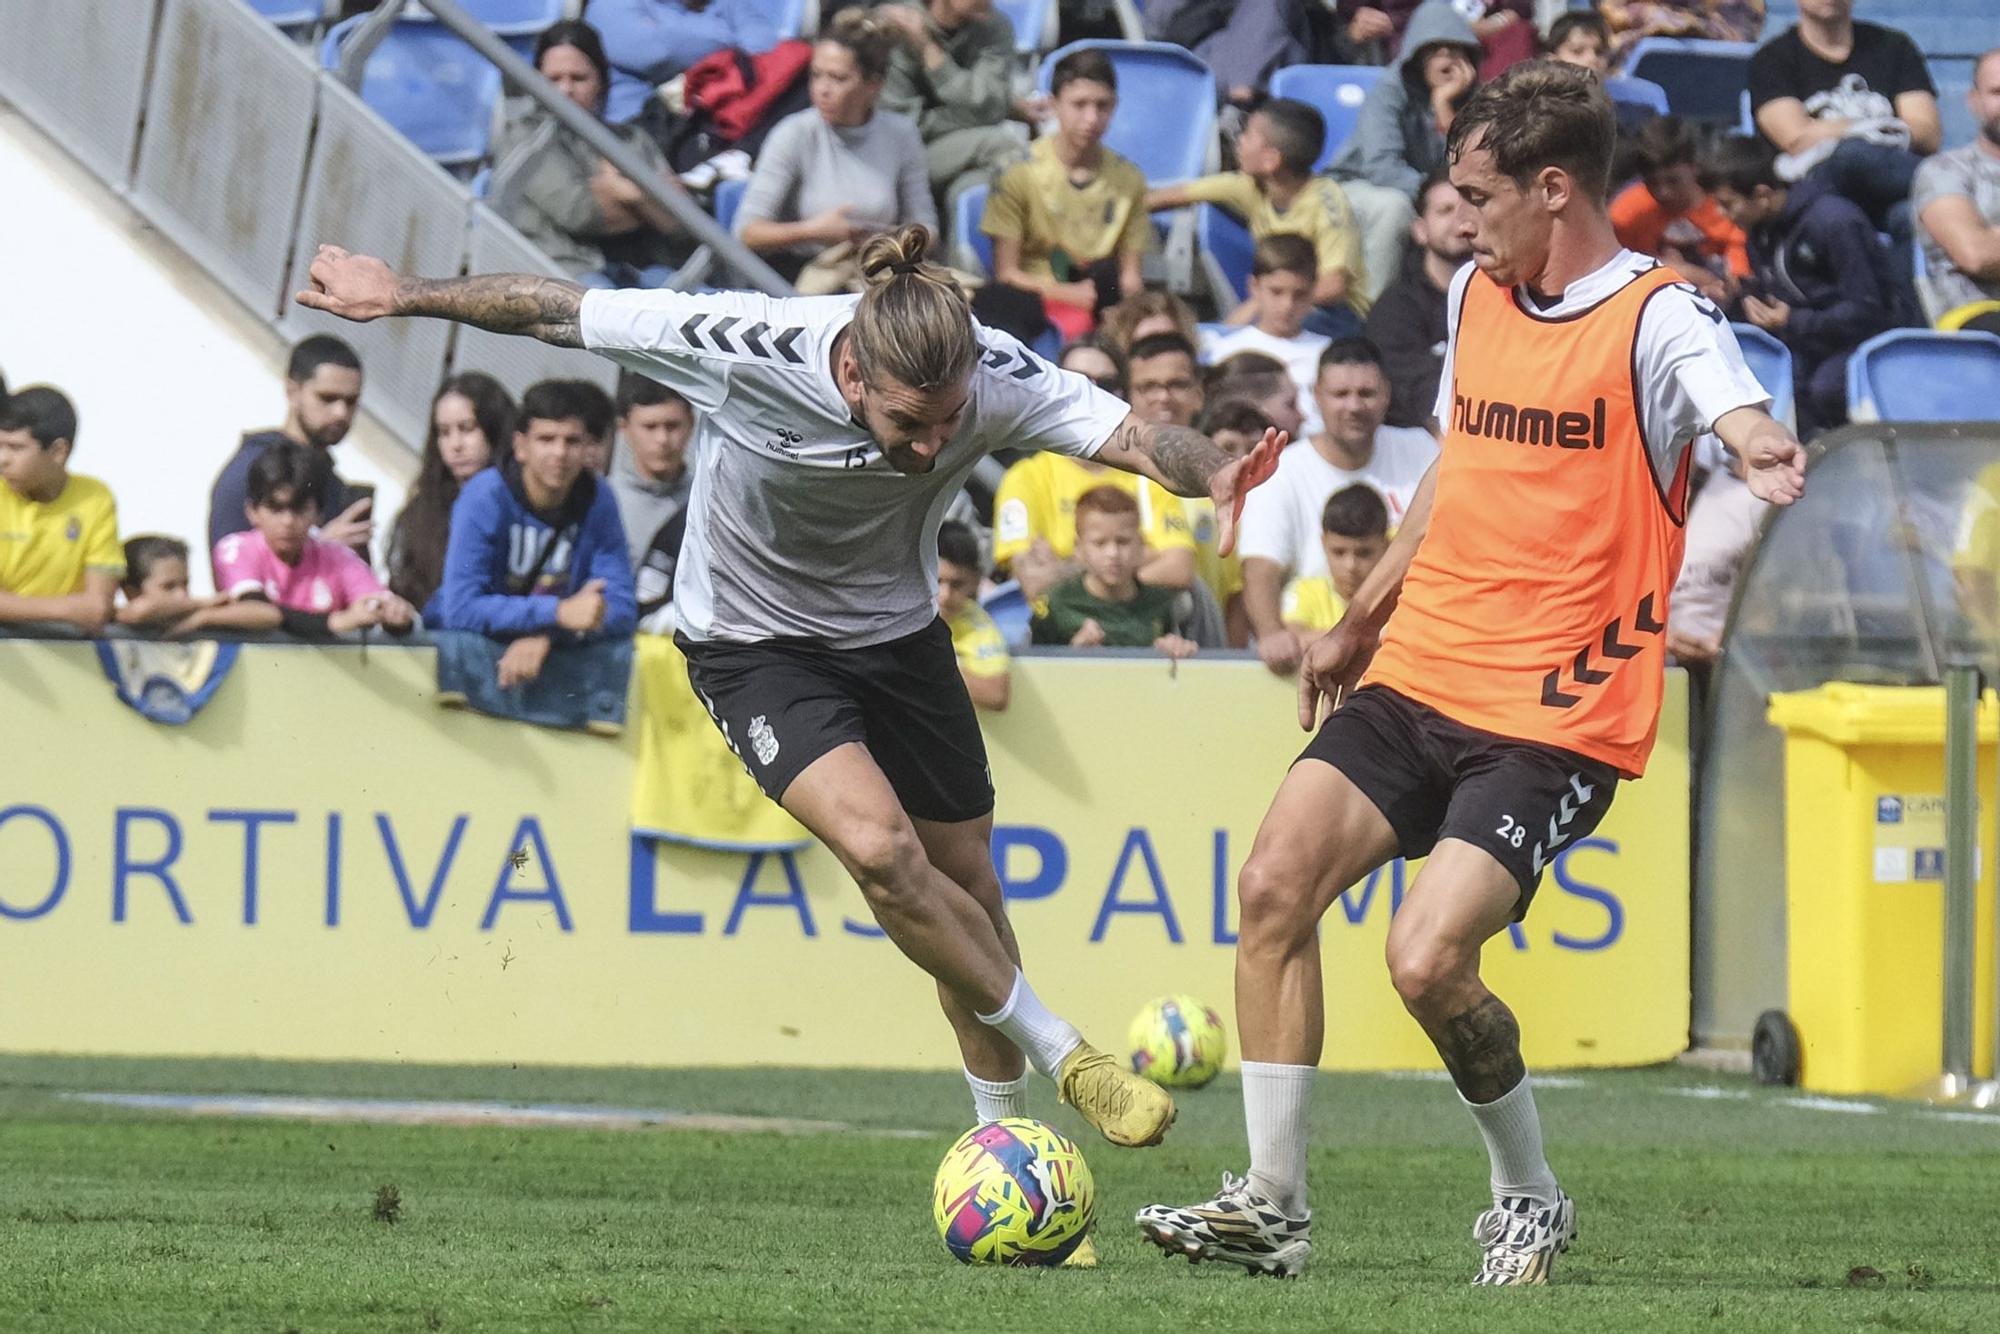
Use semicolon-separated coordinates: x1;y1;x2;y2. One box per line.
1138;63;1805;1286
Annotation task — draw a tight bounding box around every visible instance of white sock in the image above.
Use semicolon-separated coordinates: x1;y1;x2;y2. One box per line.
1242;1060;1315;1216
1462;1073;1560;1207
975;970;1082;1080
964;1067;1029;1122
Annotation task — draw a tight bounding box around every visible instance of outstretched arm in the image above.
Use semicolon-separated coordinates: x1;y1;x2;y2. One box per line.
295;246;585;348
1092;411;1285;559
1713;405;1806;506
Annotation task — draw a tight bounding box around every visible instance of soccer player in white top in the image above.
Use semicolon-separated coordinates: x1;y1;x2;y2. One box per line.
298;227;1282;1173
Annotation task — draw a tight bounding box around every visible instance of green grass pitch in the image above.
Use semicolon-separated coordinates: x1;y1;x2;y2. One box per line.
1;1055;1997;1331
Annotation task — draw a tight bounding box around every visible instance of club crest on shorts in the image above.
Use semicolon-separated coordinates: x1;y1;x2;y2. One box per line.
748;714;779;765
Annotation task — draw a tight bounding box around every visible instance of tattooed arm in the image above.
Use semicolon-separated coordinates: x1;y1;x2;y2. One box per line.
295;246;585;347
1092;411;1287;561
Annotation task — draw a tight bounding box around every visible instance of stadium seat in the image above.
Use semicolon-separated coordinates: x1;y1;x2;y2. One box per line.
981;580;1033;648
713;177;747;234
1267;65;1383;172
320;17;504;168
1604;76;1669;118
247;0;326;30
1846;330;2000;423
994;0;1056;56
1034;41;1216;186
1729;323;1795;433
1196;203;1252;307
743;0;810;39
954;183;994;277
1624;38;1755;127
427;0;565;37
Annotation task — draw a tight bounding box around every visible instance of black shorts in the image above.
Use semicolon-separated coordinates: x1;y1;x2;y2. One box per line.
1299;685;1620;915
677;619;994;824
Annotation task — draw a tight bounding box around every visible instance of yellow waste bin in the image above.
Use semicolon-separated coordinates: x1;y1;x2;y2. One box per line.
1765;684;1999;1096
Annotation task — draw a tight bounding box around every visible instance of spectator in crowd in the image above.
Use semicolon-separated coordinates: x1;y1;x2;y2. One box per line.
432;380;638;732
1612;116;1750;305
1195;396;1277;645
1145;0;1311;104
1540;10;1661;132
607;372;696;620
1148;99;1369;329
1100;290;1202;354
0;385;120;634
1748;0;1939;258
1601;0;1765;66
936;518;1010;710
1326;2;1483;306
980;49;1150;342
1057;335;1129;396
1237;336;1437;673
1365;168;1471;430
1127;332;1208;441
1703;134;1901;437
117;535;196;628
872;0;1026;214
586;0;782;125
214;443;416;638
1913;49;2000;334
489;21;685;289
1202;234;1332;436
1030;486;1198;658
1197;398;1277;462
387;373;514;617
1279;483;1390;635
735;12;936;291
1332;0;1531;75
209;334;372;569
568;379;618;475
1204;353;1305;442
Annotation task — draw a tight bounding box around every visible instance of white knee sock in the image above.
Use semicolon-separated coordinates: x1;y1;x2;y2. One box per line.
964;1067;1029;1122
1242;1060;1315;1216
975;970;1082;1080
1462;1073;1559;1207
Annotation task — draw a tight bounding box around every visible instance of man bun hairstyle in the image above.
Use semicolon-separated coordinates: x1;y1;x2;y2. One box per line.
852;225;980;392
1446;60;1615;204
822;8;898;82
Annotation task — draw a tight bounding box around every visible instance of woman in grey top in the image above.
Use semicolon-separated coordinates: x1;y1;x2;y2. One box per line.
734;10;937;288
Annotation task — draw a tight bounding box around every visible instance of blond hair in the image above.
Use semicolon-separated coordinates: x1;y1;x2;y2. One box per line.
850;225;980;393
820;9;899;82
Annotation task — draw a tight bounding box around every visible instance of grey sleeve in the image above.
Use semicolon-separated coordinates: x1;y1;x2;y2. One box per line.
1910;152;1969;217
735;115;805;231
1347;78;1422;196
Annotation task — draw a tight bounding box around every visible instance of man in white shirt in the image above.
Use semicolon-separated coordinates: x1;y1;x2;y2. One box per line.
1236;336;1438;674
1203;234;1332;437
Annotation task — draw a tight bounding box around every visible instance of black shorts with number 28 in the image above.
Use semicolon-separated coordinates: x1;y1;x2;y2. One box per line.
1300;685;1620;916
677;618;995;824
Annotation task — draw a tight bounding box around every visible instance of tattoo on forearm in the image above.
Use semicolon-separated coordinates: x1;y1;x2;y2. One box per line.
1108;419;1231;497
1437;995;1527;1104
393;274;585;347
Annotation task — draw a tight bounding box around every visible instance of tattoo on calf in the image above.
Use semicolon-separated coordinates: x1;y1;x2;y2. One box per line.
1438;995;1527;1104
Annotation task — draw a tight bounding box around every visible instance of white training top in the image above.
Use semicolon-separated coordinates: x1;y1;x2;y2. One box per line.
580;287;1131;648
1235;429;1440;578
1433;251;1770;493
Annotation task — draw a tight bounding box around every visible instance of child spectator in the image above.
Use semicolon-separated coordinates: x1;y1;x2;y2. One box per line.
214;442;416;637
1100;290;1202;356
568;378;619;475
1204;354;1304;442
981;48;1150;342
0;385;120;634
937;519;1009;711
1365;169;1472;430
1280;484;1390;635
208;334;372;567
1701;134;1901;437
1149;99;1369;329
387;373;514;618
1541;11;1656;133
1326;2;1483;305
1057;336;1130;397
432;380;638;732
1202;234;1332;435
1031;486;1197;659
1198;399;1276;462
1612;117;1749;305
608;372;696;620
118;534;280;636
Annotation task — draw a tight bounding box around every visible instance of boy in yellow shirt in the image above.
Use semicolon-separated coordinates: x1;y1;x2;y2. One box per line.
937;520;1010;712
1280;484;1389;637
1147;99;1368;331
0;386;122;633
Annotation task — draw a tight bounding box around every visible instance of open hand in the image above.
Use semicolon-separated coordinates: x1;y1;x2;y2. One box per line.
1210;427;1287;558
296;245;400;322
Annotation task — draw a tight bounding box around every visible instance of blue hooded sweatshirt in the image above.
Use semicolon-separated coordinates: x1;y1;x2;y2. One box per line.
1743;174;1901;363
431;461;637;639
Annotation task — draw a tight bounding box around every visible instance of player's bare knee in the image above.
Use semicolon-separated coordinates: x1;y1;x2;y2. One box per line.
840;823;929;909
1236;852;1320;952
1385;935;1468;1019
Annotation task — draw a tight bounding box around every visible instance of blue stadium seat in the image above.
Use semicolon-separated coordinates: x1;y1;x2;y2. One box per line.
441;0;565;37
1845;329;2000;423
1730;324;1795;433
1267;65;1383;172
955;183;994;276
981;581;1033;648
994;0;1055;56
1605;76;1669;118
1196;203;1252;306
321;17;504;167
1035;41;1216;185
743;0;809;39
1625;38;1755;126
714;177;747;234
247;0;325;29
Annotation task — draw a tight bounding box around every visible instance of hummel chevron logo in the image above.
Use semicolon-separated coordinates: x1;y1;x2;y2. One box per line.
982;347;1042;381
1538;595;1667;710
680;314;806;364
